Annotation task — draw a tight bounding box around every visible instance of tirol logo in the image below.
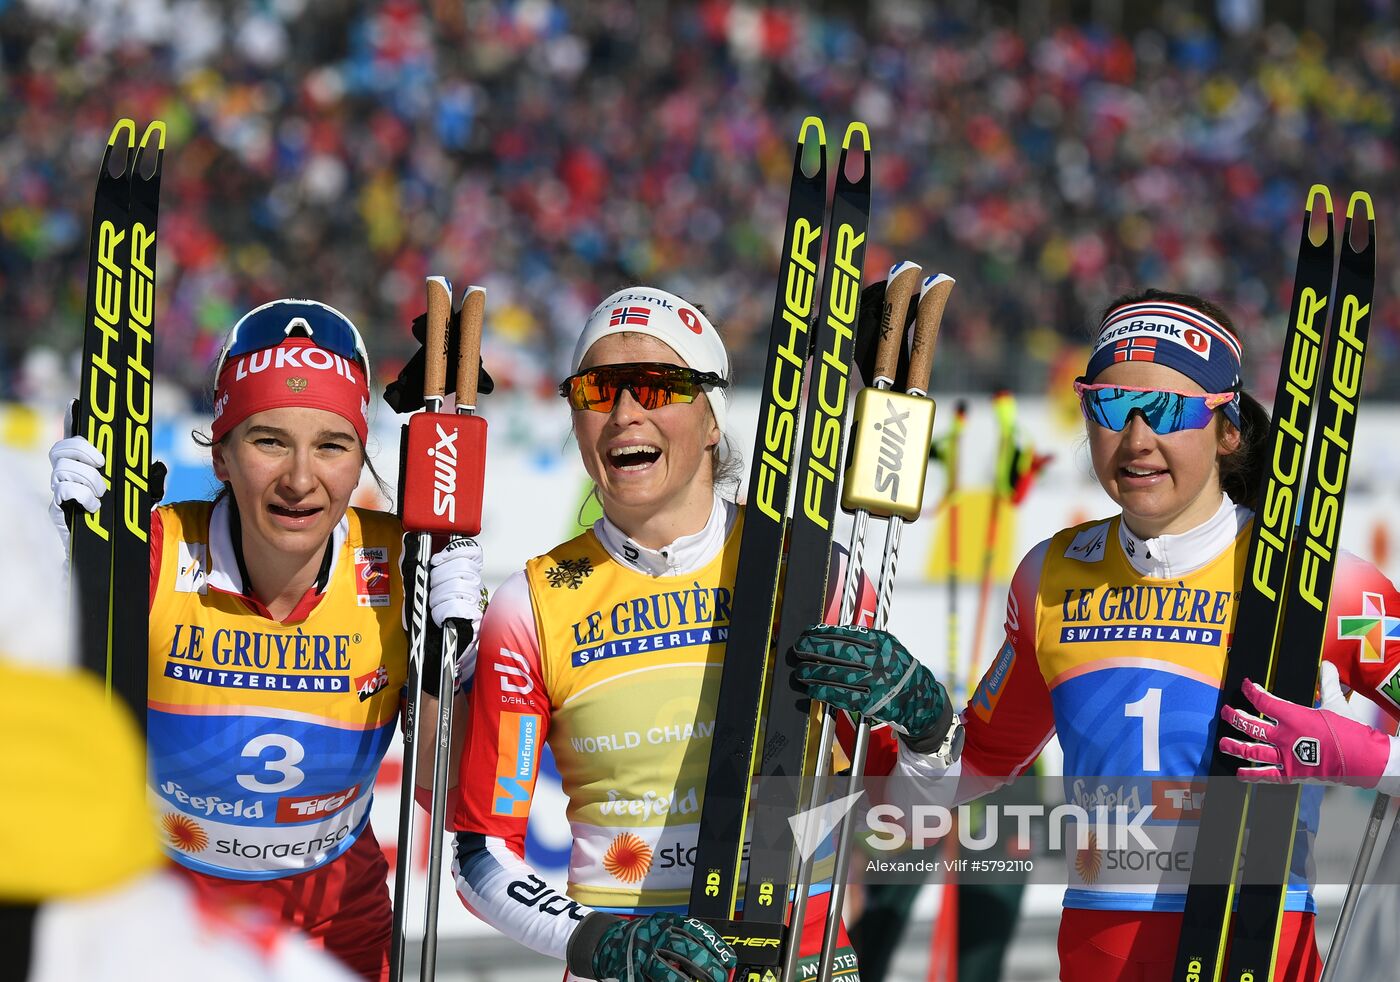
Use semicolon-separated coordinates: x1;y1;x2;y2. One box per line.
428;422;460;524
276;784;361;823
872;398;911;499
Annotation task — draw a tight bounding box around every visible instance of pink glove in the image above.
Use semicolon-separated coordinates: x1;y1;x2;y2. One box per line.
1219;662;1392;787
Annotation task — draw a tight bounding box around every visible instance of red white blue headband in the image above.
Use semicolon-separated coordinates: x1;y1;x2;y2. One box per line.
1085;301;1243;428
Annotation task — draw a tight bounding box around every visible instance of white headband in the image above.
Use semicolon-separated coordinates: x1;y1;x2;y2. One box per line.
572;286;730;435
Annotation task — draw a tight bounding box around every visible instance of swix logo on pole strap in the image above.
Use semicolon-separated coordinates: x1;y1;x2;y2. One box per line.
872;399;910;498
428;423;460;523
401;412;486;536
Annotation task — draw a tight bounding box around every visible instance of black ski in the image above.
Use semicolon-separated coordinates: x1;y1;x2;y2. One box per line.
110;122;166;728
687;117;828;956
1170;186;1340;981
1221;192;1376;982
735;123;871;982
68;118;164;725
69;120;137;703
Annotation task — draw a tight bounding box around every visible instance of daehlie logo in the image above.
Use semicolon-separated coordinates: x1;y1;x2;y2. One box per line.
428;423;460;523
873;400;911;498
231;345;361;381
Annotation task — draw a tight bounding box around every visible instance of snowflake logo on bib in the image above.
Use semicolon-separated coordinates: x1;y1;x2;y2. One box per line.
546;557;593;589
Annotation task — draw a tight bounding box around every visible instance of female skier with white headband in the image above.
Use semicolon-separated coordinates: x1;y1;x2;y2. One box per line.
450;286;951;982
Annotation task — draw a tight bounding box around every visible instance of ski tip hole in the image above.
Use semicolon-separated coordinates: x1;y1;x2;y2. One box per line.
1306;183;1333;215
1346;191;1375;224
841;121;871;152
138;120;167;153
798;116;826;147
107;118;137;147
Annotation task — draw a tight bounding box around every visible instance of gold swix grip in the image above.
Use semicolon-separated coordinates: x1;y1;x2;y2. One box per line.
457;285;486;412
874;260;923;387
842;261;935;521
424;275;452;409
910;273;955;396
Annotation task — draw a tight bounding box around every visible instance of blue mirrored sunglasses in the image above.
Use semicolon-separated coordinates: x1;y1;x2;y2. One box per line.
216;299;370;378
1075;381;1236;435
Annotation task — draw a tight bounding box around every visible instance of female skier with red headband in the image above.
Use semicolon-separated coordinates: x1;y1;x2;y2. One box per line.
45;299;486;980
789;289;1400;981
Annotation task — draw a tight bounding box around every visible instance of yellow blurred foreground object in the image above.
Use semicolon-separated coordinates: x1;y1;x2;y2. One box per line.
924;486;1020;583
0;659;161;901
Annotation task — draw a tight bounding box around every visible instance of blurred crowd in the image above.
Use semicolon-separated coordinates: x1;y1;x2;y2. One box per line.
2;0;1399;410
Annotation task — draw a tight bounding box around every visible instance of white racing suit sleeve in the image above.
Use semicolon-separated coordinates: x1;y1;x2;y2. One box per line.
452;831;593;962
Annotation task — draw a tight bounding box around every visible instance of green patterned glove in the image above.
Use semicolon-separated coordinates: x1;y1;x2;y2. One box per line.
791;624;952;753
570;910;735;982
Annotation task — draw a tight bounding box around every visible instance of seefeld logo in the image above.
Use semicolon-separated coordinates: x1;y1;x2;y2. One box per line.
428;422;460;523
598;786;699;821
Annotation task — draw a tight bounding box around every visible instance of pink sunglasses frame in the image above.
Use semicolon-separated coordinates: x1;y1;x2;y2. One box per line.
1072;380;1238;410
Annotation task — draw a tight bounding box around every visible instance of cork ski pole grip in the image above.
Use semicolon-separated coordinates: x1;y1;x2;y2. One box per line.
910;273;955;397
456;285;485;412
875;260;922;388
424;276;452;406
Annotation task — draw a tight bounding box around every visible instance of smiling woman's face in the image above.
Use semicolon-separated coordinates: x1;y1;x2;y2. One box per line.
571;333;720;527
1086;360;1239;538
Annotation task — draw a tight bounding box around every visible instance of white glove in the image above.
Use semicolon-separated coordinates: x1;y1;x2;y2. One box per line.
49;434;107;554
428;537;486;678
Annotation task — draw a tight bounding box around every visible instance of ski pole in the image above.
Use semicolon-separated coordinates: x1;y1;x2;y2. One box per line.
1320;792;1393;981
389;278;450;982
817;272;956;982
391;277;490;981
781;259;924;982
421;283;487;979
941;400;968;707
967;391;1016;686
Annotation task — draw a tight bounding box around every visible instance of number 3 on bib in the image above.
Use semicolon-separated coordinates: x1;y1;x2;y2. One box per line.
237;733;307;793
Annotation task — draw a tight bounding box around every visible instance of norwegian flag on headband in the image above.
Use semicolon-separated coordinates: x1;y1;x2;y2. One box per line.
609;306;650;328
1114;336;1158;362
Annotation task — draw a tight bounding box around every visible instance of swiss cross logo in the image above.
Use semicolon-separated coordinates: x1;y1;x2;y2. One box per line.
1337;592;1400;664
1113;336;1157;362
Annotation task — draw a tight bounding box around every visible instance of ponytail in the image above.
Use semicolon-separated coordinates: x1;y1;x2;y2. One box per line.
1219;390;1270;511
